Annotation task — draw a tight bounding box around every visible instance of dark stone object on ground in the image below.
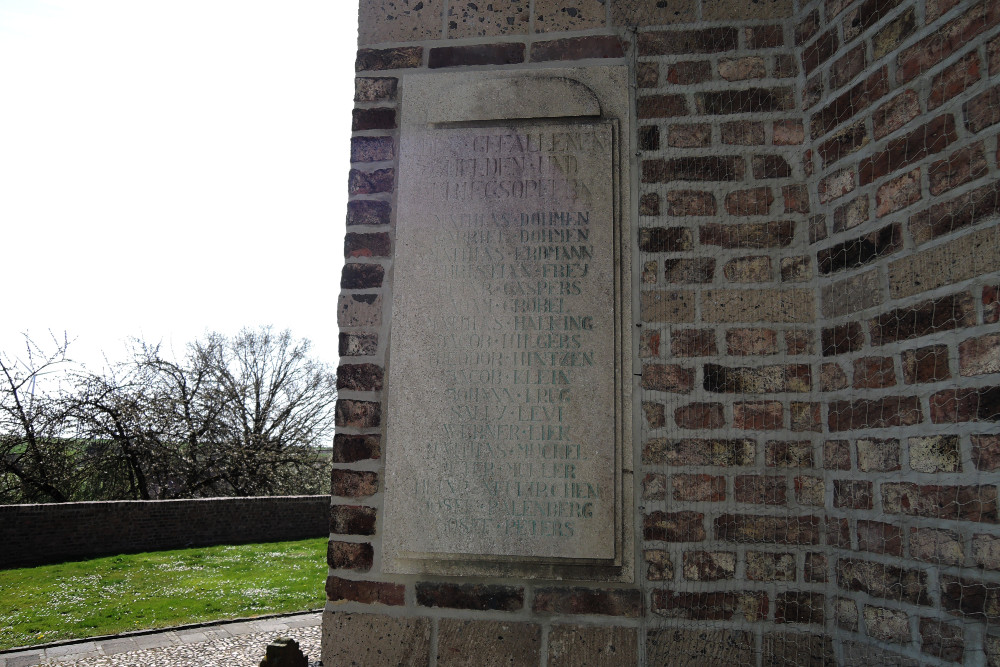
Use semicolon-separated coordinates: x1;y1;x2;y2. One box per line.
260;637;308;667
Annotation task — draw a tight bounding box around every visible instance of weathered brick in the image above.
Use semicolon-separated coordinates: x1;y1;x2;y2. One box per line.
902;345;951;383
637;94;688;119
960;333;1000;376
638;126;659;151
986;286;1000;323
853;356;896;389
857;438;901;471
831;44;866;89
667;123;711;147
832;195;870;234
821;270;883;318
532;587;641;617
338;293;382;327
836;598;858;631
672;474;726;502
909;435;961;472
834;479;872;509
346;200;391;227
703;288;815;323
818;223;902;275
340;331;378;358
335;399;382;428
328;540;373;571
351;136;394;162
803;73;824;110
548;626;638;667
719;56;765;81
664;60;712;84
670;329;717;356
727;328;778;355
644;550;673;580
929;142;988;195
869;292;976;345
794;476;825;505
752;155;792;179
910;527;964;565
776;592;824;625
674;403;726;429
355;46;423;71
909;180;1000;245
636;62;659;88
641;363;694;392
704;363;810;393
919;618;965;663
332;470;379;498
344;231;391;258
746;551;795;581
864;606;910;644
929;50;982;110
337;363;384;391
428;43;524;68
640;290;695;322
330;505;377;536
652;591;767;621
530;35;625;62
818;121;868;166
725;188;774;216
930;386;1000;422
859;115;957;185
733;402;782;430
941;575;1000;620
700;221;794;248
715;514;820;544
795;9;819;45
785;330;815;355
639;227;692;252
857;520;902;555
639;193;659;216
873;89;920;140
642;402;665;429
876;168;921;217
341;263;385;289
643;438;754;466
837;558;930;605
818;168;855;203
348;167;393;195
723;257;772;283
665;190;716;216
805;553;827;583
821;322;864;356
417;582;523;611
782;185;809;214
973;434;1000;470
897;1;1000;83
747;24;785;48
763;632;834;665
883;483;998;521
326;576;404;605
642;156;745;182
824;440;851;470
827;397;922;430
354;77;398;103
828;517;851;548
872;6;916;59
772;119;804;145
332;434;381;462
973;533;1000;569
766;440;813;467
842;0;902;41
644;511;705;541
437;620;538;666
638;27;738;55
811;67;889;139
735;475;786;505
683;551;736;580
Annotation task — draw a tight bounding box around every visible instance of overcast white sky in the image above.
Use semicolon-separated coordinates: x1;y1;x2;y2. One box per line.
0;0;357;371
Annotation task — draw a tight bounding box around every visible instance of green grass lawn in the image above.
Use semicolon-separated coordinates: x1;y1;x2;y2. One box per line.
0;538;327;651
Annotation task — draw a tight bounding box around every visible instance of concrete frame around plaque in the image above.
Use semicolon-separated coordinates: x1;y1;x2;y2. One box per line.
383;66;633;581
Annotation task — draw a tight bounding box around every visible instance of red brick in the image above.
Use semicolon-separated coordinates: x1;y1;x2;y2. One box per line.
348;168;394;195
351;136;394;162
719;57;765;81
784;329;814;353
818;121;868;167
641;363;694;392
673;474;726;501
337;363;384;391
725;188;774;216
929;141;988;195
897;1;1000;83
991;33;1000;75
699;221;795;248
909;180;1000;245
352;108;396;131
803;73;824;110
330;505;377;536
642;156;745;182
664;60;712;84
341;263;385;290
765;440;814;468
637;62;659;87
805;553;828;583
927;0;962;23
973;434;1000;470
752;155;792;179
664;259;715;283
328;540;373;571
671;329;717;356
811;67;889;139
736;475;787;505
532;587;641;617
335;399;382;428
824;440;851;470
842;0;902;41
666;190;716;216
639;227;692;252
791;402;822;432
530;35;625;62
333;434;381;462
773;120;804;145
416;583;523;611
817;223;902;274
747;24;785;49
857;520;902;555
715;514;821;545
876;168;921;217
355;46;423;71
644;511;706;542
858;115;958;186
726;328;778;355
830;44;866;89
721;121;765;145
821;322;864;357
783;185;810;214
652;591;767;621
697;88;794;114
667;123;711;147
941;575;1000;620
795;10;819;45
828;518;851;548
639;193;659;216
883;483;998;522
853;356;897;389
345;231;391;259
428;43;524;68
638;126;659;151
985;285;1000;323
802;28;838;75
332;470;379;497
901;345;951;384
326;576;404;605
773;54;798;78
637;94;689;119
873;90;920;140
870;292;976;345
675;403;726;429
734;402;783;430
928;51;982;110
642;438;755;466
347;200;391;226
828;397;922;431
930;386;1000;423
638;28;738;56
776;593;825;625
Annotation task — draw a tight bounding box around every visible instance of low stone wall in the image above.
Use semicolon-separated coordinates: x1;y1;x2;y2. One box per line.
1;495;330;568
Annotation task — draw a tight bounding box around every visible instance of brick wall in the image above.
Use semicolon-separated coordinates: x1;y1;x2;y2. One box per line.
330;0;1000;663
2;495;330;568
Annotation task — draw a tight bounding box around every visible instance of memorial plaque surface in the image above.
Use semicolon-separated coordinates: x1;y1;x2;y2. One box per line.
385;121;618;563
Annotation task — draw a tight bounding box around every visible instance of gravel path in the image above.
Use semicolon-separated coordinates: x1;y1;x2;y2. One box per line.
1;613;321;667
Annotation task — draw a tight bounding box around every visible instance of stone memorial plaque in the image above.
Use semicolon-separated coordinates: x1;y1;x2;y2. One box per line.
384;120;618;563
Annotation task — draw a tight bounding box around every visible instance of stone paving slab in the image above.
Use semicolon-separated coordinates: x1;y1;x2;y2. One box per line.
0;613;321;667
